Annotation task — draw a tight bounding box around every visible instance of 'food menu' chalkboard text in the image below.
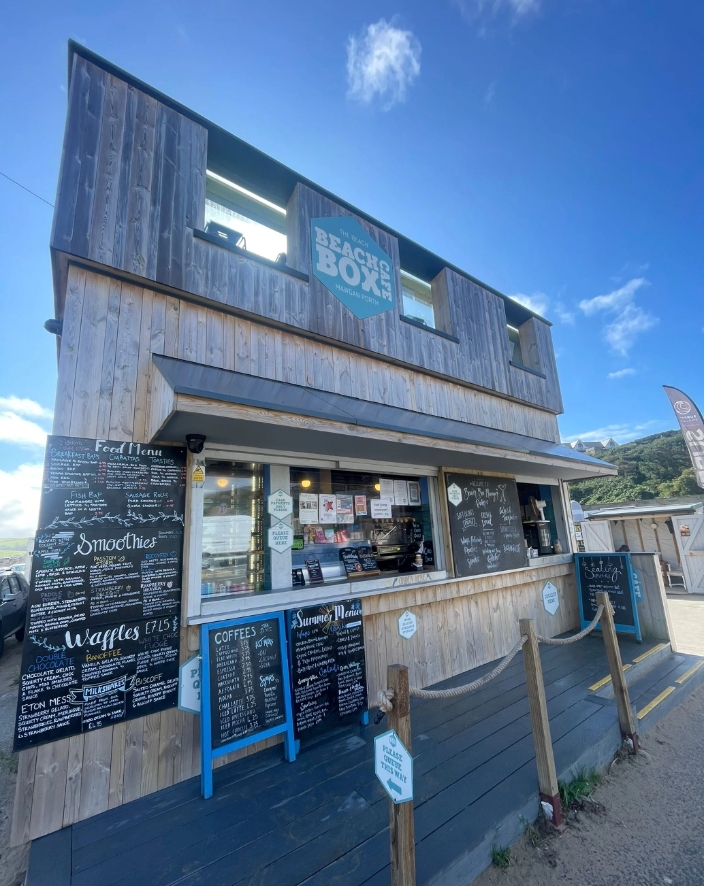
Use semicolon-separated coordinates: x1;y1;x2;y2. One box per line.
288;599;367;738
200;614;296;798
14;436;186;752
575;553;641;640
445;473;526;577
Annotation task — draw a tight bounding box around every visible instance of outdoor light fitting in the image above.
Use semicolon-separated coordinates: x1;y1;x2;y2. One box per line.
44;318;63;336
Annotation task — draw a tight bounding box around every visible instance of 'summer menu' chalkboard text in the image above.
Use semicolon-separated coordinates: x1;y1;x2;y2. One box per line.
13;436;186;752
445;473;526;577
288;599;367;738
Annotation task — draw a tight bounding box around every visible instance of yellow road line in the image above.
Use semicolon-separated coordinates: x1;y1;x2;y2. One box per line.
637;686;675;720
633;643;669;664
588;663;632;691
675;661;704;685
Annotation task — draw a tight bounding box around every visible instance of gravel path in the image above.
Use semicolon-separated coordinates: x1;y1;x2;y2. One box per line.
475;682;704;886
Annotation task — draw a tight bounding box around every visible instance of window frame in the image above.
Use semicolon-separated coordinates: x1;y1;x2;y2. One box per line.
400;270;435;329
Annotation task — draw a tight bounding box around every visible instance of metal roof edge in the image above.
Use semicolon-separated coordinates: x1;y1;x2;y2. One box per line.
66;40;551;328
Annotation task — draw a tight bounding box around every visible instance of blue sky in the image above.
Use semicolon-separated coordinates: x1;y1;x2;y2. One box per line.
0;0;702;535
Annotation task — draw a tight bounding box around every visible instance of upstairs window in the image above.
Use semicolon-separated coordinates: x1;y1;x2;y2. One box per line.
507;325;523;364
204;171;286;262
401;271;435;328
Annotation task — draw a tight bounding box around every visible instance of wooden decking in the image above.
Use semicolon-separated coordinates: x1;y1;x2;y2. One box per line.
27;635;702;886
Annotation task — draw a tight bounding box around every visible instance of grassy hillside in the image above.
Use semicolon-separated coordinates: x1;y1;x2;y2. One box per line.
569;431;701;506
0;538;30;559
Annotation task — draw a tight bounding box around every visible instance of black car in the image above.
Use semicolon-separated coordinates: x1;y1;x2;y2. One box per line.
0;570;29;658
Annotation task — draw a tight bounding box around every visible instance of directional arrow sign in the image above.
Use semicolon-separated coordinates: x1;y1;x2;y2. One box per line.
374;728;413;804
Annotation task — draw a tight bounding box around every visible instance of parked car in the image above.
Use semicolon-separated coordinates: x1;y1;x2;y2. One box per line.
0;570;29;658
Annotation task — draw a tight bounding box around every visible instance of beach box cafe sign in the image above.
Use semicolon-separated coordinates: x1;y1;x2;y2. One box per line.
311;216;396;319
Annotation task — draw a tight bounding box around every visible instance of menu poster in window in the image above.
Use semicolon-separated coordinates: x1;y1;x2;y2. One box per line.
575;553;640;637
14;436;186;752
336;494;354;524
407;482;421;507
207;617;287;750
378;479;395;503
354;495;367;516
357;546;380;575
393;480;409;507
370;499;392;519
340;547;365;578
287;600;367;738
445;473;526;578
319;494;337;524
299;493;319;525
305;559;324;583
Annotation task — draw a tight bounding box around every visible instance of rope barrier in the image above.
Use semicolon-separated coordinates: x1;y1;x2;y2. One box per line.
536;604;604;645
376;604;606;717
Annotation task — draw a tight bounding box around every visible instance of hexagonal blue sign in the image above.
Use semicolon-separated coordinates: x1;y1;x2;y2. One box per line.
311;216;396;319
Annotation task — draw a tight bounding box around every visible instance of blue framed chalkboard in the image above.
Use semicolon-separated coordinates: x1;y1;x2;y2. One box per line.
200;612;296;799
575;553;641;642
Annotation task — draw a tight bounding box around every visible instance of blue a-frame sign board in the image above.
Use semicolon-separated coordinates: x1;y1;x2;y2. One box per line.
575;552;642;642
200;612;296;799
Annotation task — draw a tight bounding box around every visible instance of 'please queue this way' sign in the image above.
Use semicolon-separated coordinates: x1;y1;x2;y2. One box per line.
311;216;396;319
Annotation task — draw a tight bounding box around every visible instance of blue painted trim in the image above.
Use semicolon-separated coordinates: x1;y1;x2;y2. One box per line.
200;611;297;799
575;553;641;642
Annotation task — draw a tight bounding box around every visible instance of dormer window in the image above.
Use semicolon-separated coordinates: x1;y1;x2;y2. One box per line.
507;325;523;364
401;271;435;328
204;171;286;262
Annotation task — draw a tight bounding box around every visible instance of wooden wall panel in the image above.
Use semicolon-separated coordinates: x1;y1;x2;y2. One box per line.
52;57;563;415
14;265;567;845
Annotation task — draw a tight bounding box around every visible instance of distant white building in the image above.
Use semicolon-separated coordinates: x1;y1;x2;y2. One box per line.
568;438;619;455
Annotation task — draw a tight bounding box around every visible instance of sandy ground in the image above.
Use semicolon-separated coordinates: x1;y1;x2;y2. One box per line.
475;682;704;886
0;636;27;886
667;593;704;657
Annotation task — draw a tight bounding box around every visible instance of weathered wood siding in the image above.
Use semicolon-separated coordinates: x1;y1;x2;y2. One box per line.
12;267;572;844
51;55;563;415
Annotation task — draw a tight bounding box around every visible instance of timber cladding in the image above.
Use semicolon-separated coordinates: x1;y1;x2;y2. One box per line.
11;267;571;843
51;54;563;414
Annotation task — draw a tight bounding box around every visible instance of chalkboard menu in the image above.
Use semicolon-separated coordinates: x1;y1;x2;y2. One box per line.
445;473;526;577
575;553;640;638
288;599;367;738
14;436;186;752
207;617;287;750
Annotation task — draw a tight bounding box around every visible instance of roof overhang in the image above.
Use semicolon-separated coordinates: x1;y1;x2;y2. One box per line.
585;502;703;520
149;356;617;482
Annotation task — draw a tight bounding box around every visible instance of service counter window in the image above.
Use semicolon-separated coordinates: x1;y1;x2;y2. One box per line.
516;482;563;557
201;461;265;598
289;468;437;586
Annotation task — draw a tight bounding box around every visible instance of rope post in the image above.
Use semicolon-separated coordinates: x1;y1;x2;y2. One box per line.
596;592;639;751
387;665;416;886
519;618;564;829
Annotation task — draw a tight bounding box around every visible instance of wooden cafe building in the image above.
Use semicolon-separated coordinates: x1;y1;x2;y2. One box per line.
11;42;617;845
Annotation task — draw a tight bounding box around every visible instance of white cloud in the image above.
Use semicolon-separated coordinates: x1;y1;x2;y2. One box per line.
508;291;549;317
578;277;658;355
0;462;43;538
0;397;53;420
562;420;669;446
0;412;50;448
578;278;647;316
554;301;575;325
604;304;659;356
607;368;637;379
347;19;421;109
454;0;541;23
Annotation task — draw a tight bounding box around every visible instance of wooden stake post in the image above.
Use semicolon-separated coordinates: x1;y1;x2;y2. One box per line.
519;619;564;828
387;665;416;886
596;592;639;750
